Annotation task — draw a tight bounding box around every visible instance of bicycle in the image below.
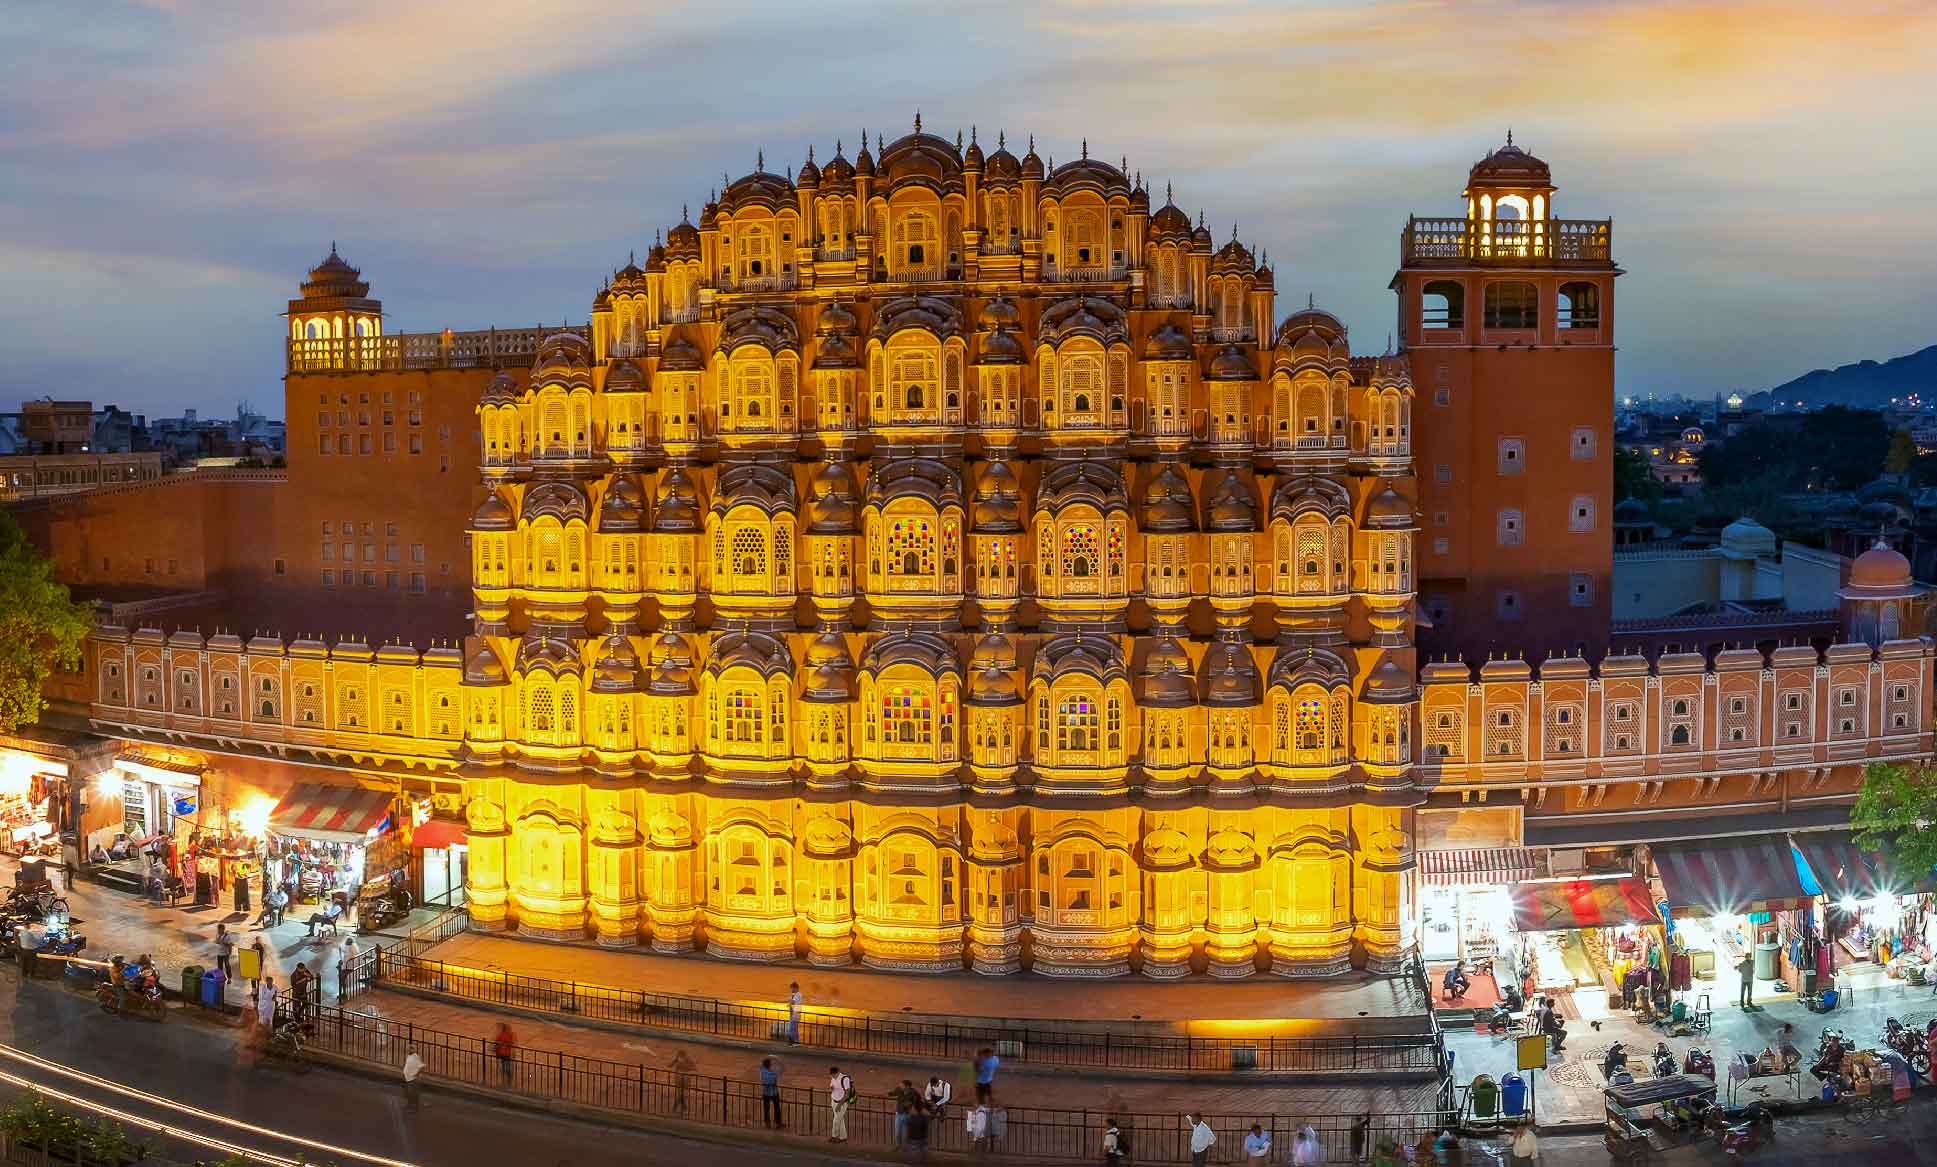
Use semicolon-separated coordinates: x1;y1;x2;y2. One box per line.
265;1019;313;1074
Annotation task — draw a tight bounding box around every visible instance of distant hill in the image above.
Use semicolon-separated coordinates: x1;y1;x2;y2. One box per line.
1744;344;1937;410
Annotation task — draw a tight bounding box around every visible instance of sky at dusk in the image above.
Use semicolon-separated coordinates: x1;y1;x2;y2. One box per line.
4;0;1934;419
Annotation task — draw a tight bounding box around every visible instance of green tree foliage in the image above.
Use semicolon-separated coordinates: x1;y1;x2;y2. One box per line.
0;511;92;733
1613;446;1662;506
1698;406;1888;493
1853;760;1937;884
1886;428;1917;475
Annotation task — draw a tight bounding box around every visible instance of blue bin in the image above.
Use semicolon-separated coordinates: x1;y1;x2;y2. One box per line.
200;967;226;1007
1501;1072;1526;1117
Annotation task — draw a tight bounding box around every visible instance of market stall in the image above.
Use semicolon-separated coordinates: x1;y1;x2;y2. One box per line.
1652;835;1813;1006
264;784;401;916
1793;830;1934;975
1416;847;1537;966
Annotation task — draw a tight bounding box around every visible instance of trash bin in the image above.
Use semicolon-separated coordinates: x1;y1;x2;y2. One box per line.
1799;968;1818;998
180;963;203;1000
200;967;226;1007
1754;942;1779;981
1501;1072;1527;1118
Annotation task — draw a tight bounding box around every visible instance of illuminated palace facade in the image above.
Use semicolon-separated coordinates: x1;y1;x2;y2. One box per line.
63;126;1935;978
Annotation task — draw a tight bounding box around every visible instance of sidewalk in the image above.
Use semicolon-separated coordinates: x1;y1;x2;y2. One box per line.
1446;967;1937;1126
422;929;1432;1036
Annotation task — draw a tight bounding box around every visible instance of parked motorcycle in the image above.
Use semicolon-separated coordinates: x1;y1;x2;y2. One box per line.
1652;1042;1678;1077
1881;1018;1931;1075
1684;1047;1716;1078
96;977;166;1021
1602;1041;1631;1082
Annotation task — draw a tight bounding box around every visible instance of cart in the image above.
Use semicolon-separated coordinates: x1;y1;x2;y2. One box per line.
1603;1074;1718;1166
355;875;412;932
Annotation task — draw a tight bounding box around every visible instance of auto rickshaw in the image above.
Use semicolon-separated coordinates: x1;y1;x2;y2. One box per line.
1603;1074;1718;1165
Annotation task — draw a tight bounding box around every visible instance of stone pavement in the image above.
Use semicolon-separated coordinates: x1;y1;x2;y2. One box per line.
1;854;408;1005
422;928;1433;1036
1446;964;1937;1126
349;983;1445;1123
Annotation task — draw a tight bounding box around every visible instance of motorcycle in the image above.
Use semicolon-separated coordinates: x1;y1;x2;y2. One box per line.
1652;1042;1678;1077
1706;1105;1772;1157
1818;1028;1847;1057
96;976;166;1021
1684;1048;1716;1078
1881;1018;1931;1075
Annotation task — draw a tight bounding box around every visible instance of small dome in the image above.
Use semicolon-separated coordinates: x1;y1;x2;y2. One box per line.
480;370;519;406
1205;826;1259;870
1150;202;1192;240
853;136;875;177
592;633;641;693
1192;219;1213;248
598;478;646;532
1361;654;1415;703
796;152;820;186
822;144;855;185
820;300;858;333
464;642;508;684
471;493;514;531
1848;539;1914;591
1212;235;1254;273
652;465;703;532
300;244;370;299
1142;827;1192;867
1198;637;1260;706
1139;463;1196;533
1718;516;1777;561
802;817;853;858
1020;140;1044;181
1364;487;1414;529
963;134;985;169
801;630;856;701
806;460;859;534
659;336;703;372
976;297;1020;330
971;458;1024;533
968;664;1020;705
1613;497;1651;524
815;331;858;368
604;359;644;393
983;138;1021;184
665;218;701;257
1203;467;1257;531
1142;323;1193;361
1467;137;1552;189
1208;344;1255;381
1140;634;1197;707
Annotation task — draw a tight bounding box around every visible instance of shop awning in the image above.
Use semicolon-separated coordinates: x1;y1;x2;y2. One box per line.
1417;847;1537;886
1793;831;1929;901
1653;835;1811;917
411;819;467;850
269;784;394;844
1512;878;1660;932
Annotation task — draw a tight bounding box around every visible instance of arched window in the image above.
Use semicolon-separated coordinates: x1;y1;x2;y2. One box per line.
1056;693;1098;753
738;225;773;280
1558;282;1600;329
1483;281;1538;330
1421;280;1464;329
730;526;765;583
882;684;932;747
1060;352;1102;423
893;213;937;272
888;346;937;421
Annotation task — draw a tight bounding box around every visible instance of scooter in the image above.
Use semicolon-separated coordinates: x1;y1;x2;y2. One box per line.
1709;1109;1768;1157
95;976;166;1021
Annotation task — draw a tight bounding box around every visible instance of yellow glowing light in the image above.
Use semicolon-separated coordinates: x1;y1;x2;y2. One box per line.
237;795;275;837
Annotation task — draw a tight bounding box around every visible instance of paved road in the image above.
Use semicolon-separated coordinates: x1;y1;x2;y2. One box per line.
0;966;881;1166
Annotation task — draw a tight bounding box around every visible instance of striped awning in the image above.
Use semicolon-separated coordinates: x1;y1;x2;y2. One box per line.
1653;835;1811;917
269;784;395;844
1513;878;1660;932
1417;847;1537;886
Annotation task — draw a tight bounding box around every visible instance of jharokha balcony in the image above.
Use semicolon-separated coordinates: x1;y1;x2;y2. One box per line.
288;325;590;373
1401;216;1613;266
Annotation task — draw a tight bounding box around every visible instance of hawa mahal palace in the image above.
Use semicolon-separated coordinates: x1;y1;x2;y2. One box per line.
15;121;1930;979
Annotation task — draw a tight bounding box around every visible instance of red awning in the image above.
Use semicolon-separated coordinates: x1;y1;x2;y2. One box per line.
1512;878;1660;932
411;819;467;850
269;784;394;844
1653;835;1810;917
1417;848;1537;886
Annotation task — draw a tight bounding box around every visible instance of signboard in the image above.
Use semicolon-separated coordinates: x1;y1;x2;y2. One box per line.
238;945;261;981
1516;1034;1549;1071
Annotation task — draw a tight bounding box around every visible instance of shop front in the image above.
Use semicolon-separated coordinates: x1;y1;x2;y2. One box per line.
1417;848;1537;965
1509;876;1664;1004
1651;835;1814;1006
1791;830;1933;986
410;815;467;909
265;783;402;918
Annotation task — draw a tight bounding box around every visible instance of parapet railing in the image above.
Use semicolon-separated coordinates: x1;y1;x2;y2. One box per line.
288;325;590;373
290;994;1454;1164
1401;216;1612;264
369;949;1441;1078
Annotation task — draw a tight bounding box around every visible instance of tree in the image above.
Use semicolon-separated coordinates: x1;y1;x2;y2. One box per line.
1698;406;1889;493
1886;428;1916;475
0;511;92;733
1613;446;1662;506
1852;760;1937;884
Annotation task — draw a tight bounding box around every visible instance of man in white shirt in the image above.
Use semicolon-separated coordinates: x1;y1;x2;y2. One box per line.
1188;1112;1216;1167
1242;1122;1271;1163
923;1075;951;1120
966;1104;990;1152
827;1065;853;1143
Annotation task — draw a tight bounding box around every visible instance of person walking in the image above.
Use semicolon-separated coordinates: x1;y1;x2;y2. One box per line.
1242;1122;1271;1164
786;981;803;1044
1351;1114;1371;1163
670;1049;695;1114
402;1049;425;1111
1187;1112;1216;1167
759;1057;785;1129
827;1065;854;1143
1737;952;1756;1008
339;936;361;1000
892;1078;920;1148
290;962;315;1026
254;975;277;1043
973;1047;999;1104
214;923;236;980
494;1022;517;1086
1293;1123;1325;1166
1103;1117;1124;1167
966;1103;991;1155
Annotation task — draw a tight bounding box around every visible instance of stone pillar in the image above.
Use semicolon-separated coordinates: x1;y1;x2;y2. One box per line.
462;789;510;932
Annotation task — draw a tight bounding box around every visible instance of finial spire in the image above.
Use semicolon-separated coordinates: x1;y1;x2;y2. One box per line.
1231;222;1238;241
628;249;635;265
1507;127;1514;147
970;124;978;144
807;144;815;164
681;203;689;222
914;109;921;132
1120;154;1127;174
1308;292;1315;309
835;137;842;156
1166;181;1173;203
1081;138;1088;159
876;132;883;152
756;149;763;171
1197;208;1205;227
997;130;1005;148
860;127;867;152
329;240;338;255
955;128;962;150
1028;133;1035;153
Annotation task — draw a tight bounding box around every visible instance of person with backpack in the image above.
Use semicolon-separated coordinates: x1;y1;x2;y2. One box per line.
1103;1116;1125;1166
827;1065;854;1143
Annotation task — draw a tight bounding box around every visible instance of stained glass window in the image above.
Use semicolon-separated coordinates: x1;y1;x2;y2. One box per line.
1057;694;1098;752
883;685;932;746
1295;697;1324;753
725;688;762;744
1062;524;1098;578
886;517;934;577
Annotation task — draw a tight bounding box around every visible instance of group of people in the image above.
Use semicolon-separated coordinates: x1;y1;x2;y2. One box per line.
1178;1115;1329;1166
743;1048;1002;1158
